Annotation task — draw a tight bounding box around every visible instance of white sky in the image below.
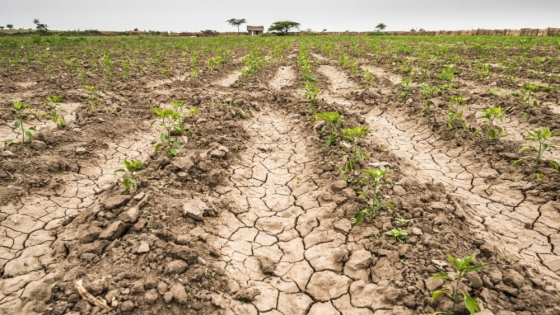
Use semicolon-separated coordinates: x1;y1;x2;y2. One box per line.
1;0;559;32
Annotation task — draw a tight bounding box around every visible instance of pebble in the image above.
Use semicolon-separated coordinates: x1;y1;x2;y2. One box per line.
136;242;150;254
31;140;47;150
75;147;87;154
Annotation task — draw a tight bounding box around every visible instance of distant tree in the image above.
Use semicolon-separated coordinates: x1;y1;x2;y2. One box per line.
226;18;247;35
268;21;300;35
410;28;417;32
6;24;14;30
322;29;327;32
419;28;425;32
134;28;138;31
0;26;4;31
33;19;49;35
375;23;387;32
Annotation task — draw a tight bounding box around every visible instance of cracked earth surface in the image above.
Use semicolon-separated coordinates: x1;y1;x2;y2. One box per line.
206;109;384;315
0;123;156;313
318;62;560;286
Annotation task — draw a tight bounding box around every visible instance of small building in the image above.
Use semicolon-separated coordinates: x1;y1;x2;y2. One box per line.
247;26;264;36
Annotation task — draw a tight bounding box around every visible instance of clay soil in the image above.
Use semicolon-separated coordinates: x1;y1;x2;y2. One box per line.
1;36;560;315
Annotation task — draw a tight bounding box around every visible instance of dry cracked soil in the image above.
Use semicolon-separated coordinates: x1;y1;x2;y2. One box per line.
1;46;560;315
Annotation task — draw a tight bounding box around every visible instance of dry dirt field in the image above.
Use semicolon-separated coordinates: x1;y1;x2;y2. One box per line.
1;35;560;315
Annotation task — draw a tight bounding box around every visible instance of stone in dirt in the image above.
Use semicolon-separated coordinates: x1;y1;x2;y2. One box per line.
118;207;139;223
331;180;347;192
334;219;352;235
136;242;150;254
165;260;188;275
306;271;352;302
258;256;276;275
170;284;188;304
233;287;260;302
144;289;159;304
75;147;87;154
183;199;208;221
121;300;135;312
84;279;107;296
31;140;47;150
172;156;195;171
209;149;226;159
103;195;132;211
344;249;373;281
98;220;127;240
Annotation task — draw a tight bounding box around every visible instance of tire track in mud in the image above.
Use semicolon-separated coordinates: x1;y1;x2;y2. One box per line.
318;63;560;286
0;123;157;312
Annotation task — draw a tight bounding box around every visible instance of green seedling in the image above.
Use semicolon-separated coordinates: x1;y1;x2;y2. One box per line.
447;96;467;130
513;128;560;177
9;101;36;145
421;100;433;116
190;67;200;80
362;69;376;87
437;65;455;81
386;228;408;243
314;111;345;146
304;82;321;111
395;218;410;226
398;77;413;99
474;107;507;141
340;126;370;179
170;100;200;126
431;253;486;315
44;96;66;129
150;107;184;157
115;158;149;194
354;168;395;226
519;83;540;108
84;85;101;111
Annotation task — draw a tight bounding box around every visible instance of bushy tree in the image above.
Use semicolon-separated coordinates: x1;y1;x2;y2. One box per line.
268;21;300;35
226;18;247;35
6;24;14;30
33;19;48;35
375;23;387;32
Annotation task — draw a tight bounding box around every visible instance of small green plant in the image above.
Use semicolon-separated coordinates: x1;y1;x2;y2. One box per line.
115;158;149;194
314;111;345;146
304;82;321;111
437;65;455;81
190;67;200;80
519;83;540;108
447;96;467;130
84;85;101;111
9;101;36;145
513;128;560;177
150;108;184;157
473;107;507;141
170;100;200;126
361;69;376;87
386;228;408;243
340;126;370;180
430;253;486;315
354;168;395;225
398;77;413;99
44;96;66;129
421;100;433;116
395;218;410;226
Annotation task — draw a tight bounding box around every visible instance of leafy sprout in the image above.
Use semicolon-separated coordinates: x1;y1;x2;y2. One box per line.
386;228;408;243
473;107;507;141
513;127;560;177
354;168;395;226
431;253;486;315
314;111;345;146
115;158;149;194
